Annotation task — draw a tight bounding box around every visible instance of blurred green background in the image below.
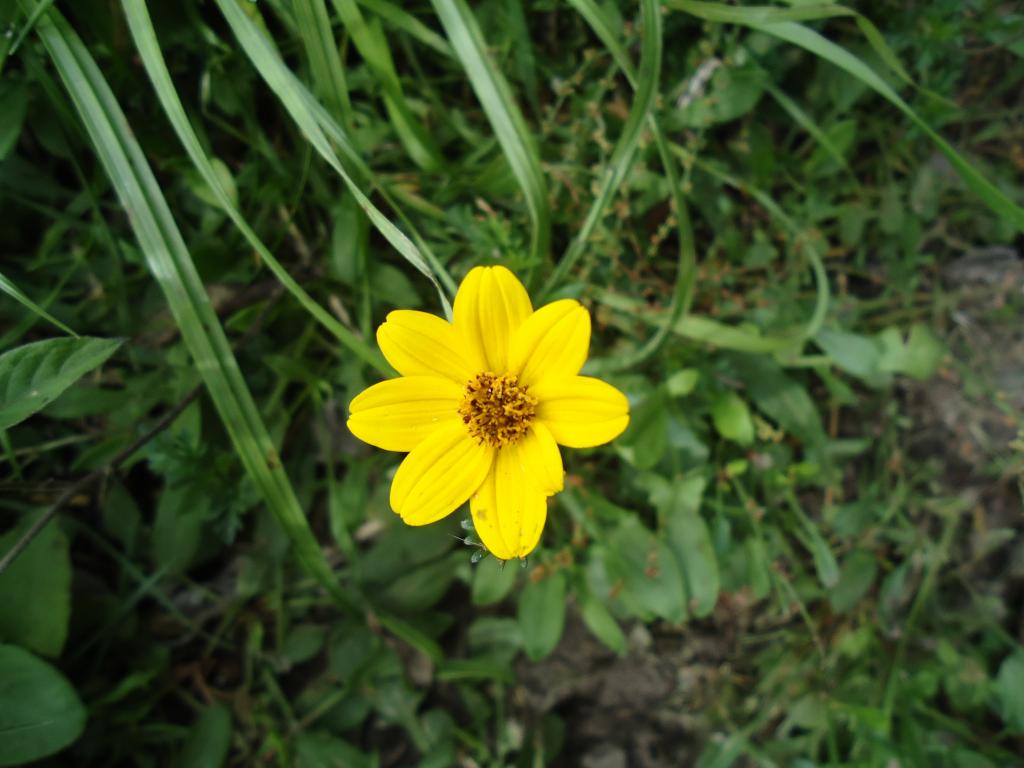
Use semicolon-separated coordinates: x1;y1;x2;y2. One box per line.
1;0;1022;765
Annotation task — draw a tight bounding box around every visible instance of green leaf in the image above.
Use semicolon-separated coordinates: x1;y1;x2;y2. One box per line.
815;328;889;387
471;556;518;607
0;518;71;657
616;389;669;469
0;337;121;431
31;6;356;612
828;549;877;613
607;517;687;623
518;571;566;661
0;644;86;766
994;652;1024;734
878;324;945;380
664;477;719;618
579;591;626;655
0;270;77;337
710;391;754;446
174;704;232;768
731;354;826;448
0;80;28;161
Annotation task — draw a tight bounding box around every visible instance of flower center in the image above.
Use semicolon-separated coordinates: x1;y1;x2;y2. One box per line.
458;372;537;448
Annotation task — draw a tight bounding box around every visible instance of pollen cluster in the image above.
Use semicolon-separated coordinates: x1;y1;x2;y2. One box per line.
458;372;537;448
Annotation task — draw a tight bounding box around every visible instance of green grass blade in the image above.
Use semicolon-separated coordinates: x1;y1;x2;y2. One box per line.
356;0;454;59
541;0;661;299
0;270;78;337
669;2;1024;231
430;0;550;277
29;2;358;612
291;0;353;123
329;0;444;171
568;0;698;373
213;0;456;314
119;0;387;374
765;83;855;178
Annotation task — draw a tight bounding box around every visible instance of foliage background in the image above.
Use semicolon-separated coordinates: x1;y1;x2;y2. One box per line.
0;0;1023;765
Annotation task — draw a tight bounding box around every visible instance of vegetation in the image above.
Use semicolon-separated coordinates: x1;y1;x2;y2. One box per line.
1;1;1022;765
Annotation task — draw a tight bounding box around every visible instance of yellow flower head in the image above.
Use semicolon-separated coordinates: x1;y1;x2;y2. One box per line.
347;266;630;560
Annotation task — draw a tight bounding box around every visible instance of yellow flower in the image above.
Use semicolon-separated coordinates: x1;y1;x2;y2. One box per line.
347;266;630;559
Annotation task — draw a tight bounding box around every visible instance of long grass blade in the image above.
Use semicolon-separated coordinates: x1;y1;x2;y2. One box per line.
669;1;1024;231
291;0;353;122
356;0;454;59
28;2;358;612
568;0;698;373
328;0;444;171
541;0;661;299
0;269;78;337
120;0;387;374
213;0;456;314
430;0;550;278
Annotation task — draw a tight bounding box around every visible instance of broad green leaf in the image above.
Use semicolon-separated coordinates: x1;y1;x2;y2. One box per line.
282;624;327;666
710;391;755;446
664;478;719;618
731;354;826;448
678;65;765;126
431;0;549;274
518;570;566;660
0;337;121;431
31;5;356;612
0;644;86;766
579;591;626;655
994;652;1024;733
0;81;28;160
815;328;888;387
174;704;232;768
615;389;668;470
471;556;518;606
878;324;945;380
828;549;877;613
0;518;71;657
607;517;687;623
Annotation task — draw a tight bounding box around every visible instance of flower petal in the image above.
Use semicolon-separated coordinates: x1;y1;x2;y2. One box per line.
508;299;591;386
454;266;532;373
472;450;549;559
347;376;461;452
519;421;564;495
390;421;493;526
533;376;630;448
377;310;481;383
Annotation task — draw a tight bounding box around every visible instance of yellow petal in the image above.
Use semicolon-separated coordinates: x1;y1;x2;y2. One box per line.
453;266;532;372
533;376;630;448
472;450;549;559
390;421;493;526
508;299;591;386
347;376;461;452
377;310;481;384
519;422;564;495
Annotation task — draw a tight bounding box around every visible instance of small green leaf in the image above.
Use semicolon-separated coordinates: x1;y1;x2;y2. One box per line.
0;644;86;766
816;328;889;387
0;81;28;161
994;651;1024;733
828;549;878;613
471;556;518;606
710;391;754;446
666;369;700;397
579;591;626;655
518;571;566;661
878;324;945;380
0;337;122;431
174;704;232;768
0;518;72;657
664;478;719;618
608;517;688;623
